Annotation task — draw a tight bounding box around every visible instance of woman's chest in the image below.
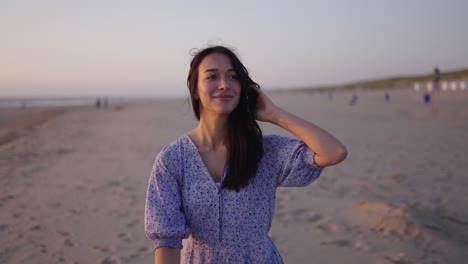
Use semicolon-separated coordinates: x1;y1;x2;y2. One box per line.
198;149;227;183
179;161;276;226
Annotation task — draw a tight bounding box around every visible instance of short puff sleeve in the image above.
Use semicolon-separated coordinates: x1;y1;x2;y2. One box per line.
265;135;323;187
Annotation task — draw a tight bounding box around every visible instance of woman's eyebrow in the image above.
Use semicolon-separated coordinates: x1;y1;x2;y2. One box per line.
203;68;236;73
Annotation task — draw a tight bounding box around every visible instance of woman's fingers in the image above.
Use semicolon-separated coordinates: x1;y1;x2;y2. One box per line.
249;83;261;93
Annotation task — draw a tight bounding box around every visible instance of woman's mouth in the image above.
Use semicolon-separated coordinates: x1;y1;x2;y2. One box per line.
213;94;234;100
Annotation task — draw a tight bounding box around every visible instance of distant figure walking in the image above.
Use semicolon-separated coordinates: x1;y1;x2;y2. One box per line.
349;93;358;105
384;92;390;102
431;67;441;114
423;93;431;104
434;67;440;88
96;98;101;109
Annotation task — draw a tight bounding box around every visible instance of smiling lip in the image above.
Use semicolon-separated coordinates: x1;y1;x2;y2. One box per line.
213;94;234;100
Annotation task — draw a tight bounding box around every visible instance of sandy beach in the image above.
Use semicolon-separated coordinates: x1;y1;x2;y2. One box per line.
1;88;467;263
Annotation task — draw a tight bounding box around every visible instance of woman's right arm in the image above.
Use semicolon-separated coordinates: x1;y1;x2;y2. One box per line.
145;149;188;264
154;247;181;264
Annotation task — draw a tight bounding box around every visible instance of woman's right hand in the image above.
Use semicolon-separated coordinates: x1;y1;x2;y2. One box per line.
249;84;281;123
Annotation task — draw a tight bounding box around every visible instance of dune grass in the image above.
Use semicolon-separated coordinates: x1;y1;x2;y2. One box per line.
284;68;468;93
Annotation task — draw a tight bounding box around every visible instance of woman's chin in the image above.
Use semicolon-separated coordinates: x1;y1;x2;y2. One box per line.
200;102;240;117
215;106;237;116
213;103;238;114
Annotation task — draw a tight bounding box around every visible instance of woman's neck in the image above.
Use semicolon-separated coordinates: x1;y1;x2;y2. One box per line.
191;114;229;152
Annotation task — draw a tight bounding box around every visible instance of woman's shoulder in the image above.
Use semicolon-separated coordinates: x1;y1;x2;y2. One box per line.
262;134;304;155
156;134;190;163
262;134;294;145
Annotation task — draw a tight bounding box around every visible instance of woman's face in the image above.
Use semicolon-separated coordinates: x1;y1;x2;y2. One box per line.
196;53;241;118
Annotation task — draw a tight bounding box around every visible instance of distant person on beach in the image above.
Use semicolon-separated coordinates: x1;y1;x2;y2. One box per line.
349;93;358;105
424;93;431;104
431;67;441;114
385;92;390;102
144;45;347;263
96;98;101;109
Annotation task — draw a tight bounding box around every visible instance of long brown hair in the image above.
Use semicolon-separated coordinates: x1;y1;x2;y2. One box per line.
187;46;263;191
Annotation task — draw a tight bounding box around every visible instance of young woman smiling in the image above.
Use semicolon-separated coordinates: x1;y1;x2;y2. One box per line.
145;45;347;264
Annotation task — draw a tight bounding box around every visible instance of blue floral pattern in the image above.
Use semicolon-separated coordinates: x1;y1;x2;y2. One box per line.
145;134;323;263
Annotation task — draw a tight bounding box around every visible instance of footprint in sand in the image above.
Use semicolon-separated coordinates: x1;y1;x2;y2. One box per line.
93;245;111;253
69;208;83;215
0;194;15;207
48;201;62;208
307;213;323;223
318;182;330;191
273;211;288;226
320;239;352;247
117;233;132;242
31;225;41;231
126;219;139;228
316;223;339;233
108;180;121;187
0;224;8;231
12;212;22;218
289;208;307;217
97;256;122;264
386;173;406;183
57;230;71;237
64;238;77;247
442;214;468;226
39;244;47;254
53;148;72;156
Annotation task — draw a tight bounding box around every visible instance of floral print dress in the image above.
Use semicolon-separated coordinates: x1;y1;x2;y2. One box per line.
145;134;323;263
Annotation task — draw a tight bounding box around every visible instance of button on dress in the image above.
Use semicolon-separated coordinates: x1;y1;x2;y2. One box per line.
145;134;323;263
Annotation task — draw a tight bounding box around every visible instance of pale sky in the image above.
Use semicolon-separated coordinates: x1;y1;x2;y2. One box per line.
1;0;467;98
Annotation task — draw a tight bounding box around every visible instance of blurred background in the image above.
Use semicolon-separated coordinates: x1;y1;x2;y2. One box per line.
2;0;467;99
1;1;468;263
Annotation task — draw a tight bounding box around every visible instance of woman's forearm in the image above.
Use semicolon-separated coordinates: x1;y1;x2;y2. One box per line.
154;247;180;264
270;107;347;167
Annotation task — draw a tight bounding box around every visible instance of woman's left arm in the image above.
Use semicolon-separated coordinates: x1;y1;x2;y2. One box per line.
253;85;347;167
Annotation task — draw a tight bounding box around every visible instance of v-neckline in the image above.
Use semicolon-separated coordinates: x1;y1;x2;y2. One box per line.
184;133;228;185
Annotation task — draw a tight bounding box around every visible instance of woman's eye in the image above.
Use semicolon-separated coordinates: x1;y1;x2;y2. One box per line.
229;75;238;80
206;75;216;80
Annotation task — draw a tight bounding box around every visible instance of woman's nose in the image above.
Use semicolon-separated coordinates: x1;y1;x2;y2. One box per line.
219;77;229;90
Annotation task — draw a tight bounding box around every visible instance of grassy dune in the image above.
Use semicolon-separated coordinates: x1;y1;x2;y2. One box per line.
289;68;468;93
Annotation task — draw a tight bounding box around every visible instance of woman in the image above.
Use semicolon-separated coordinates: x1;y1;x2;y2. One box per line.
145;46;347;263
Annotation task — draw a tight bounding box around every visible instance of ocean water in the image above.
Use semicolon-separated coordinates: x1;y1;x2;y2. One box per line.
0;96;158;108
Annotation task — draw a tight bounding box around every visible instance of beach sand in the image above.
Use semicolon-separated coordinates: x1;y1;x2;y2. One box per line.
0;107;66;146
1;89;467;263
